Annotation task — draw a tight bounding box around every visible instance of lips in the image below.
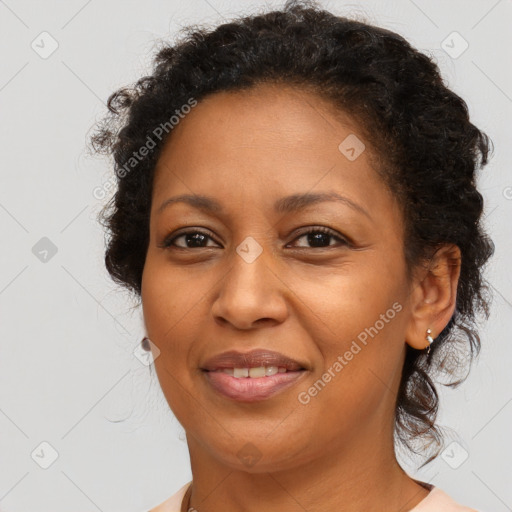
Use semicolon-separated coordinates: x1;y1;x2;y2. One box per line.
200;348;307;372
200;348;309;402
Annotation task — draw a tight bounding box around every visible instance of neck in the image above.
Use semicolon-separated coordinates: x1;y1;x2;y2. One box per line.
185;427;430;512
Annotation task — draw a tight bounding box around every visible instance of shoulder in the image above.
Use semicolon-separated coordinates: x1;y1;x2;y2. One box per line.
145;481;484;512
147;481;192;512
411;486;483;512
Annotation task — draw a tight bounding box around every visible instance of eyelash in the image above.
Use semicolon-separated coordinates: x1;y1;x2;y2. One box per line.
159;226;350;250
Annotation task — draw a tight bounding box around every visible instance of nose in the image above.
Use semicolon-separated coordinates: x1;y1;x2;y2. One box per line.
211;244;289;330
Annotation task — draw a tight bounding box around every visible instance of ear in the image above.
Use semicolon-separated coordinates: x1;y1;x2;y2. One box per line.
404;244;461;350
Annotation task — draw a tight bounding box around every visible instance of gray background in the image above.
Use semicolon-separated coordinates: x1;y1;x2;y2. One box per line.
0;0;510;511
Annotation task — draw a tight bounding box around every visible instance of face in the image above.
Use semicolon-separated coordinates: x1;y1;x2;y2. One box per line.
141;84;416;473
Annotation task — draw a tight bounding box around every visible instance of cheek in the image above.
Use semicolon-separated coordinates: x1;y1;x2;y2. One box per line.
141;256;208;342
289;257;408;402
141;261;195;405
141;259;206;424
289;256;405;344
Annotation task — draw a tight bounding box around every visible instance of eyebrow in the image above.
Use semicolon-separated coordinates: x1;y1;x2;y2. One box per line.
157;192;371;219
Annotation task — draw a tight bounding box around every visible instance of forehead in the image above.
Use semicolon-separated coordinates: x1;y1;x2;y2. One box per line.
157;83;363;157
152;83;395;217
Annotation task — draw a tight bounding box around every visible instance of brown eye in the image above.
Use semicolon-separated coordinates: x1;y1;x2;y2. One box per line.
288;227;349;249
160;230;221;249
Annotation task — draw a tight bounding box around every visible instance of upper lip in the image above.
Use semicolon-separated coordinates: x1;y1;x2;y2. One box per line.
201;349;307;371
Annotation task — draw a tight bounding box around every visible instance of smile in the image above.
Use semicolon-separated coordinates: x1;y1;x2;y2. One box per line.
212;366;289;377
202;367;307;402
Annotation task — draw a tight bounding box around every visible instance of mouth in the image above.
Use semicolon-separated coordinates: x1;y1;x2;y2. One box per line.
206;366;300;377
200;349;308;402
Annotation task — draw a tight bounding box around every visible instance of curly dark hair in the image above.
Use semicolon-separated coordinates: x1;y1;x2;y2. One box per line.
88;0;494;467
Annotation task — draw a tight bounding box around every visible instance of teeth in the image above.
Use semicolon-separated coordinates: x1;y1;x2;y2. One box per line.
221;366;286;378
233;367;249;378
249;366;266;378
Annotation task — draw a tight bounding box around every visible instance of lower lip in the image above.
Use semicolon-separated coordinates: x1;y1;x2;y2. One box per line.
203;370;307;402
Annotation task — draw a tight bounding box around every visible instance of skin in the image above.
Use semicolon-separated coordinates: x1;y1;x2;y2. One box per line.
141;83;461;512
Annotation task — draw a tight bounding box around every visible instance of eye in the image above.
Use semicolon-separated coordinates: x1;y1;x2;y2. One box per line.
159;229;221;249
287;226;349;249
159;226;350;250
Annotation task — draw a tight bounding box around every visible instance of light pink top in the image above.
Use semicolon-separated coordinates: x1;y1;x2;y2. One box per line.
147;481;482;511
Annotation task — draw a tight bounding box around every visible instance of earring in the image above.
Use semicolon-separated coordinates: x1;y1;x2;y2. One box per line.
425;328;434;355
141;336;151;352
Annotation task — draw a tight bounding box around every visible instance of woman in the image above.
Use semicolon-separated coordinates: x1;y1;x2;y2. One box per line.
90;1;494;510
